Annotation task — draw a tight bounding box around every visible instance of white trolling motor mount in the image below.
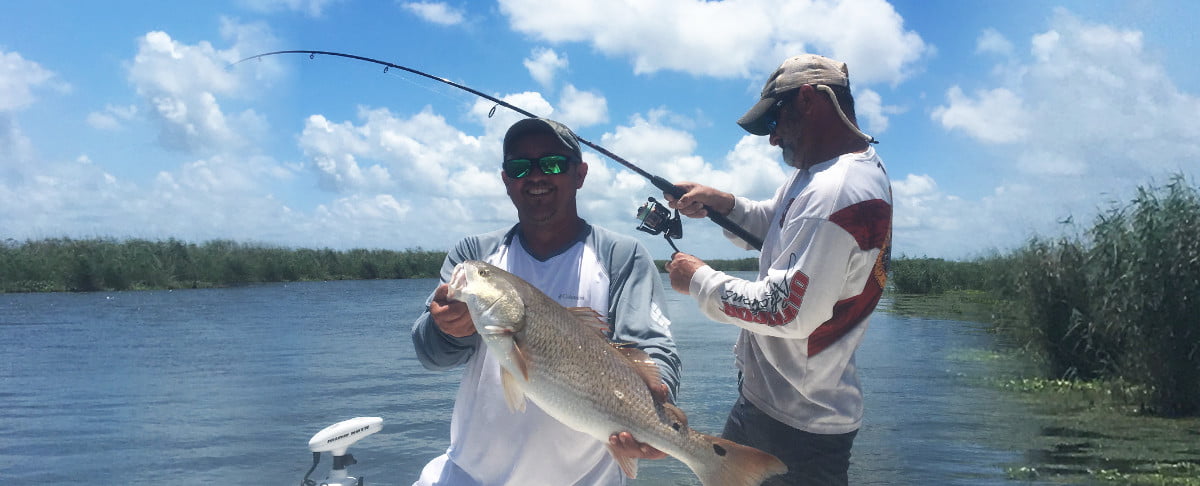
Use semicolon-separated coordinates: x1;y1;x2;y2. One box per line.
301;417;383;486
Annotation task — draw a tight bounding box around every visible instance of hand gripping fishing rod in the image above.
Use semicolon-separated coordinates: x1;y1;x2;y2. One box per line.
235;50;764;251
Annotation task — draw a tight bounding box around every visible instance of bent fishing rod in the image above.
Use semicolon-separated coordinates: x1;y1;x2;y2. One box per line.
234;50;764;251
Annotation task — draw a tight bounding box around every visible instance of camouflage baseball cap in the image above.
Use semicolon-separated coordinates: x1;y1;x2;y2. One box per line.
738;54;851;136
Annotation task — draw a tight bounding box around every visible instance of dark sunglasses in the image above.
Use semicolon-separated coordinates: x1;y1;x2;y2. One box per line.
503;155;571;178
763;90;799;134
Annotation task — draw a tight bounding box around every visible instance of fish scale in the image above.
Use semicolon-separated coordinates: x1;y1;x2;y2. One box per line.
518;297;657;428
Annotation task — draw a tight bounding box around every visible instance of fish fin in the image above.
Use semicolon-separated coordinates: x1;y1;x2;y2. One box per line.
566;306;602;318
605;442;639;479
512;338;531;381
567;307;610;335
660;401;689;430
499;367;526;413
616;346;664;400
688;434;788;486
485;320;529;413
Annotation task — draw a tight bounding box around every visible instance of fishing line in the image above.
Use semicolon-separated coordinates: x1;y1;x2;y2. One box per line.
234;50;764;251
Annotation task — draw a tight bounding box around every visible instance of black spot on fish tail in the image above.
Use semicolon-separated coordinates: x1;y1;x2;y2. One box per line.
713;444;727;456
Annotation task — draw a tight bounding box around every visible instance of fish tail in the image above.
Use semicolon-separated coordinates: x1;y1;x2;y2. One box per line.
690;434;788;486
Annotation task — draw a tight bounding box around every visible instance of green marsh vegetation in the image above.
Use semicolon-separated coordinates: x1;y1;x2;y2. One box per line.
891;174;1200;484
0;238;445;292
651;257;759;273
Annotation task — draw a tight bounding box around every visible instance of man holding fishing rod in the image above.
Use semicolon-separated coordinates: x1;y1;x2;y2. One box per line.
664;54;893;485
411;117;680;485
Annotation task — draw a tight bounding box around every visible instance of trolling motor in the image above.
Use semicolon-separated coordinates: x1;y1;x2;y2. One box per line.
301;417;383;486
636;197;684;253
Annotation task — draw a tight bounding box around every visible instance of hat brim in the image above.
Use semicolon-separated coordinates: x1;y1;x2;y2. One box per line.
737;96;779;136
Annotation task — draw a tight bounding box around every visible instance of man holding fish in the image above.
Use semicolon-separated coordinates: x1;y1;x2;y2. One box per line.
411;118;693;485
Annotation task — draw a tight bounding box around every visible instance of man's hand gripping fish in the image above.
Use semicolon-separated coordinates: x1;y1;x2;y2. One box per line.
446;260;787;486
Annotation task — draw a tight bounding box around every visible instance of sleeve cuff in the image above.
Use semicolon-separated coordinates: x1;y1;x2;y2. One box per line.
689;264;718;296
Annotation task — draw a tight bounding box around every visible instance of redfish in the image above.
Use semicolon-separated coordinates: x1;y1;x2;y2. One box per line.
446;260;786;486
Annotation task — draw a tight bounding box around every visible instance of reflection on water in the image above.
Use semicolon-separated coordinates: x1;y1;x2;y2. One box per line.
0;277;1063;484
1017;398;1200;481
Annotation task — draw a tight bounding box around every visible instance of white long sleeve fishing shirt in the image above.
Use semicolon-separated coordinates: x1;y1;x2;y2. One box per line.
688;147;892;435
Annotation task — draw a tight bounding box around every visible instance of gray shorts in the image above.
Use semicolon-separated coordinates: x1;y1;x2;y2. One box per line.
722;393;858;486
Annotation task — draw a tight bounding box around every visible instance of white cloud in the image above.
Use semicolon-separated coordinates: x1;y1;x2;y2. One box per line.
140;156;299;244
0;50;60;112
127;20;277;154
524;47;568;88
470;91;556;129
887;173;1075;259
0;114;35;174
0;142;304;246
1016;149;1085;177
138;161;279;240
321;194;412;223
0;50;55;188
279;95;793;256
2;24;315;248
782;0;928;85
86;104;139;131
0;159;130;240
285;100;552;250
891;174;959;232
497;0;929;84
301;193;495;251
300;113;391;193
932;9;1200;179
931;86;1028;144
601;111;699;178
598;109;785;202
494;0;923;144
174;154;294;195
889;173;969;258
555;85;608;128
853;88;894;135
401;1;466;26
86;112;121;131
2;109;465;251
975;28;1014;57
299;106;503;198
916;9;1200;257
238;0;342;17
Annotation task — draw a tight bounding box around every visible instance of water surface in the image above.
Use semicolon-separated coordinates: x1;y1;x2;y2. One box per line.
0;276;1048;484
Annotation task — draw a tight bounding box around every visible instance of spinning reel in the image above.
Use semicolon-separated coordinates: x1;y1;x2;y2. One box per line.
635;197;683;253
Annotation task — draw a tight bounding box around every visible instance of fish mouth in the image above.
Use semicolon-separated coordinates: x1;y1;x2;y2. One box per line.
446;264;468;302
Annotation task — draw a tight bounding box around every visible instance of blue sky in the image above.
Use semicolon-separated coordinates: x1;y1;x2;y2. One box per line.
2;0;1197;261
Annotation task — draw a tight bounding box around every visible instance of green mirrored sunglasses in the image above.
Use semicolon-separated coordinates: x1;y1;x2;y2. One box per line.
503;155;571;178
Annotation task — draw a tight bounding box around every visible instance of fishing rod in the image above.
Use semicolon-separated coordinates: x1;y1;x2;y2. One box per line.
234;50;764;251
